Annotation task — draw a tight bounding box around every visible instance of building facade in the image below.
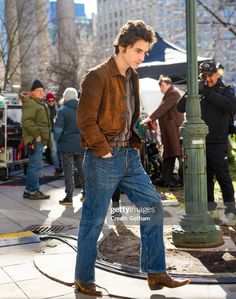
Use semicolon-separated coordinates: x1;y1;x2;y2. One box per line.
96;0;236;88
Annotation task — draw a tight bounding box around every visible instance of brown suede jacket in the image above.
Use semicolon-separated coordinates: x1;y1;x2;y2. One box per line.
77;56;141;157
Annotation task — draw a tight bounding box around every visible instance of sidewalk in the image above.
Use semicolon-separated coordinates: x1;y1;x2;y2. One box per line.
0;165;235;299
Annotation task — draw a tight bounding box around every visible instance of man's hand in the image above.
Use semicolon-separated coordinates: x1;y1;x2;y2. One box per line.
102;152;112;158
140;117;152;126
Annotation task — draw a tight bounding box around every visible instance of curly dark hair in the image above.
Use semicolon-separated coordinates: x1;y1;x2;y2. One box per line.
113;20;157;54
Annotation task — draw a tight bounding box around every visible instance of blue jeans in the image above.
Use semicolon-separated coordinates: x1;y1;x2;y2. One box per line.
75;147;165;284
25;141;43;192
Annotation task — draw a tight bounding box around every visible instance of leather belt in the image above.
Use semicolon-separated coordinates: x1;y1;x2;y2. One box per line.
109;140;130;147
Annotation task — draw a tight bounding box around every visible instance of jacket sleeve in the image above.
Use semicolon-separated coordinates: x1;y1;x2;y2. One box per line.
54;109;64;142
77;70;110;157
204;85;236;112
21;100;40;138
149;89;181;120
176;92;187;113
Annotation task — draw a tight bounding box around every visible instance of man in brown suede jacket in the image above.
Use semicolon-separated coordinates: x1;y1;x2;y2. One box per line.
74;20;190;296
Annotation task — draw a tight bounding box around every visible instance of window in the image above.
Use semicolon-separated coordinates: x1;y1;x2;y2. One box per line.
174;20;179;28
166;20;171;29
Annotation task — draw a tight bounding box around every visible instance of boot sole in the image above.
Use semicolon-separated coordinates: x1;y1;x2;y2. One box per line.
74;281;103;297
29;197;49;200
166;280;191;288
28;195;50;200
59;202;73;205
149;279;190;290
148;284;164;290
23;192;50;200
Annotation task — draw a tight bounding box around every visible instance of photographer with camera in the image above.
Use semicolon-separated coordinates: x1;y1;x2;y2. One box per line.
177;61;236;225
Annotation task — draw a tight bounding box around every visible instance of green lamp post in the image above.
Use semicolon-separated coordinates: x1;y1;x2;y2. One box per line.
171;0;223;247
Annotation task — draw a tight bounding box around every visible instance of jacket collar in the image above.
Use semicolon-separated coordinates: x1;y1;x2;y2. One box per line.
107;56;120;76
30;95;46;106
165;85;174;95
107;56;138;79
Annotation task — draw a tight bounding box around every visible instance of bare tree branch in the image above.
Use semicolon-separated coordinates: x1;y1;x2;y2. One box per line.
1;0;51;90
197;0;236;37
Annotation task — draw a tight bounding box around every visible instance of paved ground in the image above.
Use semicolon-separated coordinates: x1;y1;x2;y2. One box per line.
0;164;236;299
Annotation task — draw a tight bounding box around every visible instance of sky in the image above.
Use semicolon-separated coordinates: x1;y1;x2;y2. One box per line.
74;0;97;18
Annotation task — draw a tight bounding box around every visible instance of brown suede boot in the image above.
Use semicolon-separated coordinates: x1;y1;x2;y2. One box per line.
148;272;191;290
74;279;103;297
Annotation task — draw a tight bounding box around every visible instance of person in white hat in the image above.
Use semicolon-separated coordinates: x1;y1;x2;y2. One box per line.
54;88;85;205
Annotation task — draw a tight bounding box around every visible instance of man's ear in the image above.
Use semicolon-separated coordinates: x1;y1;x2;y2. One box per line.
119;45;126;53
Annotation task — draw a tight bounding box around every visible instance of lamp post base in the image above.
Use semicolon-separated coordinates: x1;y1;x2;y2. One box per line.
172;225;224;248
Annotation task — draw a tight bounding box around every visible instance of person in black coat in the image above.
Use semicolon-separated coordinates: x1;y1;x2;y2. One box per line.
45;92;62;175
177;61;236;225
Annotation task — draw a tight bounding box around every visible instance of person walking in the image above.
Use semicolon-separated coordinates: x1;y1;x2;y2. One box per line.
21;79;51;200
74;20;190;296
45;92;63;176
177;61;236;225
141;75;184;190
54;88;85;205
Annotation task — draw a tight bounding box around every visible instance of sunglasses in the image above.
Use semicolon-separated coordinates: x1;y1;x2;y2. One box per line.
48;99;55;103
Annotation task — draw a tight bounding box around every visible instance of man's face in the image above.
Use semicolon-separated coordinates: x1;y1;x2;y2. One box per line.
120;39;150;69
202;72;220;88
159;82;170;94
31;88;45;100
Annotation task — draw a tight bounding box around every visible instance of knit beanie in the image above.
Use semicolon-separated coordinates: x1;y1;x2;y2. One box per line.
46;92;55;101
31;79;44;91
63;87;78;103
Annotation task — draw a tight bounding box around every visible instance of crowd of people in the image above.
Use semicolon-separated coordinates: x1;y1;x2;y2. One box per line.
19;19;236;297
